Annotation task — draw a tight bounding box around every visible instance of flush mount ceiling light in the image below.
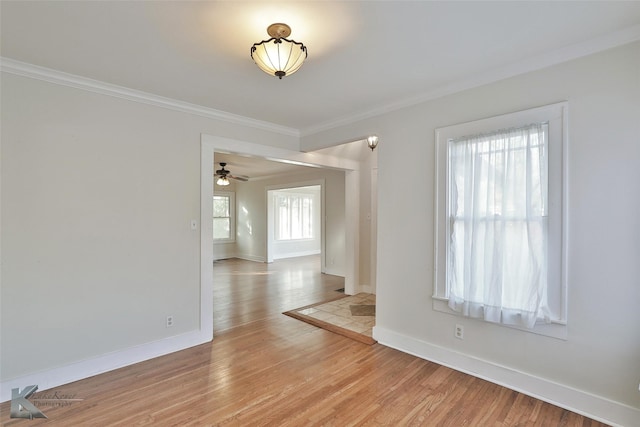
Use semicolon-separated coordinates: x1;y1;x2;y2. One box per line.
251;23;307;79
367;135;379;151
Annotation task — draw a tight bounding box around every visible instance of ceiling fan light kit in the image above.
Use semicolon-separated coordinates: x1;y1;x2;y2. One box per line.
251;23;307;79
215;162;249;186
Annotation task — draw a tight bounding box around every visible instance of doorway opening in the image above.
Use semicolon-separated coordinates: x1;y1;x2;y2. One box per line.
201;134;370;339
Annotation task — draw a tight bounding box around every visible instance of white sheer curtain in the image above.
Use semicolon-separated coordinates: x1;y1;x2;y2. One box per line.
447;123;550;328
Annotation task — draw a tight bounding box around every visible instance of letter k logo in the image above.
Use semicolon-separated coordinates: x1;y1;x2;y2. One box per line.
10;385;47;419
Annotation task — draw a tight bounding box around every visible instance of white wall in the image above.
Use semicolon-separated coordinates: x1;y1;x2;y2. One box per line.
313;140;378;292
301;42;640;424
0;73;298;388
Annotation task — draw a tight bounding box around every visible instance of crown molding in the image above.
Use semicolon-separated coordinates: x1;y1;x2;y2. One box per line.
301;24;640;137
0;57;300;138
3;23;639;140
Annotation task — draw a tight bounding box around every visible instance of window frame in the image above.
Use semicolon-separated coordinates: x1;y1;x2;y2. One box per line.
433;102;568;339
213;191;235;243
274;191;316;242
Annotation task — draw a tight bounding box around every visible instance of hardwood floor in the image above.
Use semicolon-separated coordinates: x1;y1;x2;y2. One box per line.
212;256;344;332
1;256;608;426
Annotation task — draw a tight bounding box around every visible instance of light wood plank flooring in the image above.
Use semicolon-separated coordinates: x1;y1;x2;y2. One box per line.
1;256;608;426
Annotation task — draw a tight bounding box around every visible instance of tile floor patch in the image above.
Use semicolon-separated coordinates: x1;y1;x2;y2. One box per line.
288;293;376;339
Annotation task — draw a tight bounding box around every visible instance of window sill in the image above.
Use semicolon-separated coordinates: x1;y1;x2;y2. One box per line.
214;239;236;244
432;296;567;340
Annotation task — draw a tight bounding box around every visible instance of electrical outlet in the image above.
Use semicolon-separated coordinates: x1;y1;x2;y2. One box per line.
166;315;174;328
455;324;464;339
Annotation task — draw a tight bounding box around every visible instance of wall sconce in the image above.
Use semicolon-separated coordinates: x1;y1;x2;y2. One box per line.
367;135;379;151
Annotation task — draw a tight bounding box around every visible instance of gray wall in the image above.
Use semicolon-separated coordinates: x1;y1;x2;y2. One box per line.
0;72;298;382
302;42;640;421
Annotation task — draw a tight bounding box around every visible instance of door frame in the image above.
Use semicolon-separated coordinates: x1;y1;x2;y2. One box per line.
200;134;361;337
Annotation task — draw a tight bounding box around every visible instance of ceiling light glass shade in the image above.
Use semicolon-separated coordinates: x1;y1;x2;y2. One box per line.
367;135;379;151
216;176;230;186
251;23;307;79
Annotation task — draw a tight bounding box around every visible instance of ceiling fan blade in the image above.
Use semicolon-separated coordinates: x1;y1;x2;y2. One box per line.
229;174;249;182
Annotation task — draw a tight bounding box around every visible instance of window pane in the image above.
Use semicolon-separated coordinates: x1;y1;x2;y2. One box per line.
213;196;229;217
213;218;230;239
213;194;233;241
448;123;549;328
277;195;290;240
275;192;315;241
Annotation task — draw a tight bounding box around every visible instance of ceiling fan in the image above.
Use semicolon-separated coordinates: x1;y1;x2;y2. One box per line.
215;162;248;186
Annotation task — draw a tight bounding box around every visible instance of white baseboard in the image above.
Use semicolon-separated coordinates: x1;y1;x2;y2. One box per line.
323;267;345;278
372;326;640;427
1;328;212;403
235;254;266;263
273;250;321;260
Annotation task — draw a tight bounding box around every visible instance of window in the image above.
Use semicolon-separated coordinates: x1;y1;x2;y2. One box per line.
434;103;567;338
275;192;315;241
213;192;235;242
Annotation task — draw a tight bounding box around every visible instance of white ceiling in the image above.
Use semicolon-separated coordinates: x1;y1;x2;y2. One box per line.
2;1;640;137
214;152;317;180
214;137;367;179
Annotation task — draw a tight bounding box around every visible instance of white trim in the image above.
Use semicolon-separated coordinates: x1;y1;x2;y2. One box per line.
200;143;215;342
0;57;299;138
344;170;359;295
433;102;569;338
301;24;640;136
369;166;378;295
372;326;640;427
432;298;567;340
0;330;209;403
235;254;266;263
